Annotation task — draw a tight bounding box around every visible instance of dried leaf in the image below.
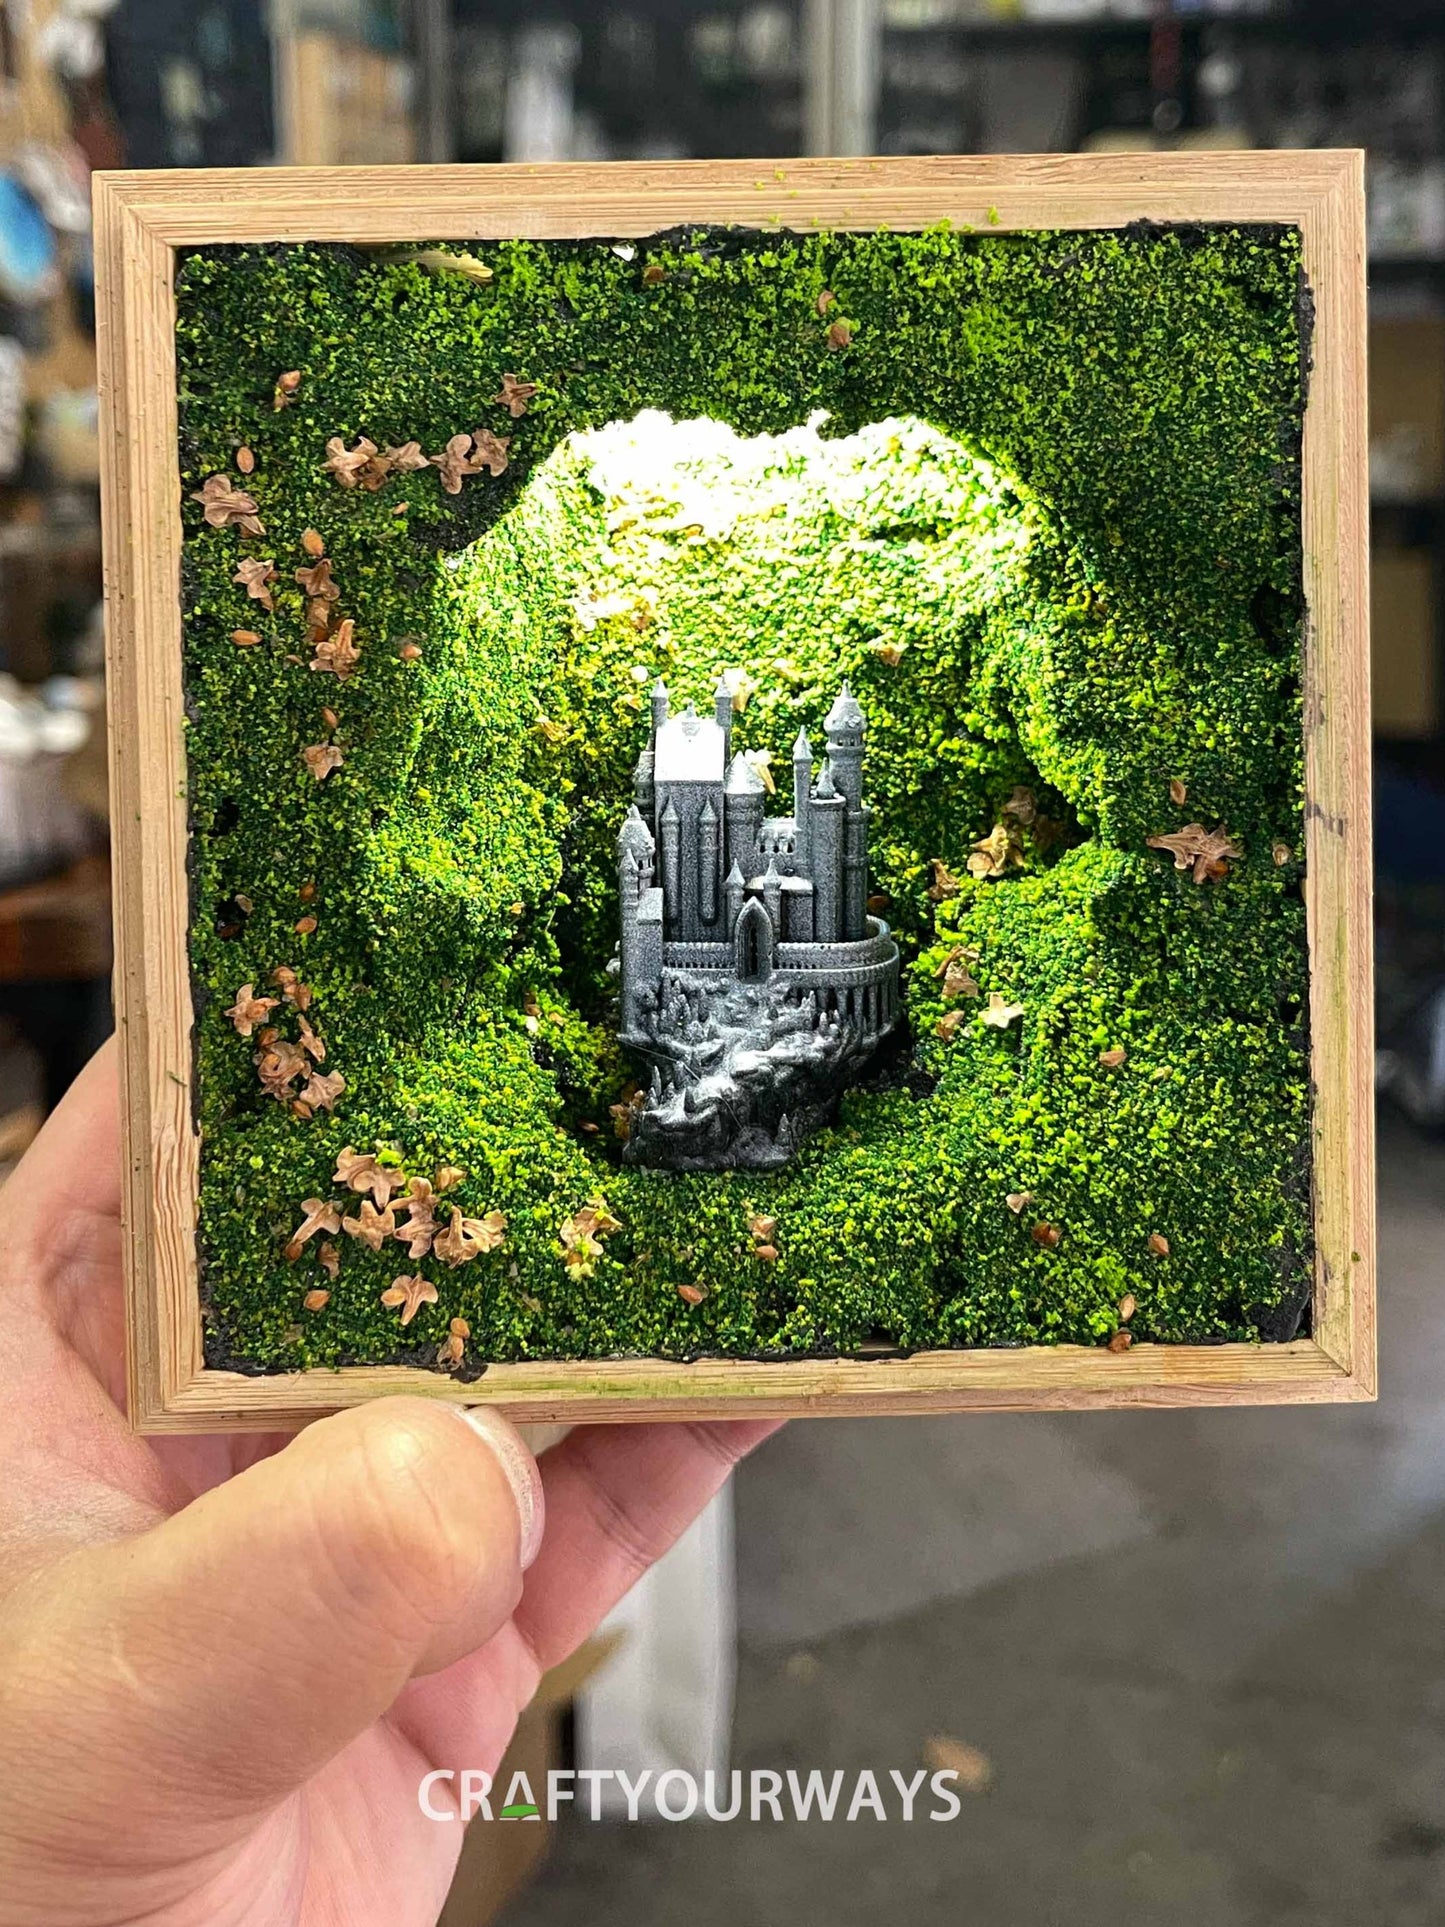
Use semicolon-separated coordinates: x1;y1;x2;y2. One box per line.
1005;1191;1033;1214
344;1200;399;1251
334;1148;405;1208
1099;1045;1127;1069
233;556;276;610
309;617;360;681
301;527;326;557
191;473;264;535
1147;1231;1170;1257
934;1009;967;1040
283;1197;342;1260
1107;1329;1133;1353
322;436;379;488
380;1273;438;1325
1031;1220;1061;1249
472;428;512;477
1169;777;1188;806
1146;821;1243;885
302;1287;330;1311
981;992;1024;1029
493;373;538;417
295;556;340;601
224;983;277;1037
303;742;344;783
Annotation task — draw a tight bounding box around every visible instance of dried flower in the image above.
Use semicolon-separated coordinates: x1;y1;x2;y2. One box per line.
270;965;312;1010
192;474;264;535
256;1037;308;1101
398;641;423;662
749;1214;777;1242
968;822;1025;881
1147;1232;1170;1257
301;527;326;558
1272;839;1293;866
224;983;278;1036
380;440;428;476
942;957;980;1003
1146;822;1242;885
334;1148;405;1207
1118;1293;1137;1323
678;1283;707;1305
230;629;262;647
934;1009;967;1041
434;1165;465;1192
435;1205;507;1267
438;1316;470;1365
302;1287;330;1311
927;857;960;901
394;1177;438;1259
284;1197;342;1260
380;1273;438;1326
233;556;276;610
816;288;836;316
344;1199;399;1251
296;1016;324;1061
303;742;344;782
1107;1330;1133;1353
470;428;511;477
273;370;302;410
1169;777;1188;806
309;617;360;681
493;373;537;417
981;992;1024;1029
300;1069;344;1113
323;436;379;488
429;432;477;495
826;318;852;350
295;557;340;601
1031;1220;1061;1249
236;445;256;474
318;1240;340;1280
1003;785;1036;825
1005;1191;1033;1214
1099;1045;1127;1069
753;1244;779;1263
870;641;907;667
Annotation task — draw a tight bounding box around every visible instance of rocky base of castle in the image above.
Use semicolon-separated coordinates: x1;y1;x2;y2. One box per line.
621;969;896;1171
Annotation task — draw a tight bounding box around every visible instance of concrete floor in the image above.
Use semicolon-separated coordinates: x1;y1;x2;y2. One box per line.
508;1112;1445;1927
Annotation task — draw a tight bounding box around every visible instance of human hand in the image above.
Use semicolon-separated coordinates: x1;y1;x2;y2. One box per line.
0;1039;776;1925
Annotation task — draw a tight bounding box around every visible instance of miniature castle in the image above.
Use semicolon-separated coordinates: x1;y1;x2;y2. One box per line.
613;674;901;1169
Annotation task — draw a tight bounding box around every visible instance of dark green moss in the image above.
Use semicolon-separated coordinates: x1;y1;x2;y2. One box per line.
176;222;1310;1371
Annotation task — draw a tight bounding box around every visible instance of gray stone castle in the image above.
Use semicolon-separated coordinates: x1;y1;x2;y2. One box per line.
613;674;902;1169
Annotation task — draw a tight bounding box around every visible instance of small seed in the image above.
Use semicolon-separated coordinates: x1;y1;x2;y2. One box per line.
1272;839;1292;866
1099;1046;1127;1069
295;914;317;935
816;288;836;315
678;1283;706;1305
278;370;301;392
826;318;852;350
299;880;317;902
236;445;255;473
1169;777;1187;805
1147;1232;1170;1257
301;527;325;557
1107;1329;1133;1353
1031;1221;1061;1248
230;629;261;647
580;1120;600;1135
753;1244;779;1263
642;263;666;285
399;641;422;662
303;1288;330;1311
234;893;253;915
320;706;339;731
1118;1293;1136;1322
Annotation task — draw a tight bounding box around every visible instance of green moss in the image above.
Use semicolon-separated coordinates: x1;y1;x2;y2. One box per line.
176;222;1310;1370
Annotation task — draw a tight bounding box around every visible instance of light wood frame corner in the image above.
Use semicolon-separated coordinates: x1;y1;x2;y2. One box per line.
95;152;1374;1432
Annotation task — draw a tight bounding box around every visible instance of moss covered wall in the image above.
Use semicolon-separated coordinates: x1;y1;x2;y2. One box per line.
175;222;1310;1373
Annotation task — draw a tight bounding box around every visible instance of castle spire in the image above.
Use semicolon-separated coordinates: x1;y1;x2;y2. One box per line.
793;725;812;871
651;677;669;733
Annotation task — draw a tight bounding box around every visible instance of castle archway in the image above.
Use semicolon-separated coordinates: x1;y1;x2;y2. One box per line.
735;896;774;982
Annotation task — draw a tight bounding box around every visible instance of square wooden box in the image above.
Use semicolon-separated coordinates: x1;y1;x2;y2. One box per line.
96;152;1374;1432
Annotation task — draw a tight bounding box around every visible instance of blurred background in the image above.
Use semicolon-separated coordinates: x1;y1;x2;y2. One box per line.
1;2;1443;1921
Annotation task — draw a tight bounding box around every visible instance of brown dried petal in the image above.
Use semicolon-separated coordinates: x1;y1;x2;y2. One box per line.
224;983;278;1036
1099;1046;1127;1069
1146;822;1243;885
334;1148;405;1208
303;742;345;782
301;527;326;557
295;557;340;601
323;436;379;487
380;1273;438;1326
233;556;276;610
470;428;511;477
344;1200;398;1251
1107;1329;1134;1353
1147;1232;1170;1257
1005;1191;1033;1214
677;1283;707;1305
1031;1221;1061;1249
493;374;537;418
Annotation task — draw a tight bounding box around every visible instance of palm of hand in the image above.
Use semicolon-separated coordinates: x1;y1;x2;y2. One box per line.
0;1042;774;1927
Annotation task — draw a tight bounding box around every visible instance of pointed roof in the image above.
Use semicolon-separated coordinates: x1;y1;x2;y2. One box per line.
725;751;765;796
825;681;865;733
660;795;679;824
652;676;668;698
814;757;836;799
700;796;717;823
763;857;782;884
715;669;734;699
793;725;812;760
617;803;655;854
725;859;745;885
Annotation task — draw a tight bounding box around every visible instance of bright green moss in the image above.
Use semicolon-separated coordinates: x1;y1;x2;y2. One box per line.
176;222;1310;1372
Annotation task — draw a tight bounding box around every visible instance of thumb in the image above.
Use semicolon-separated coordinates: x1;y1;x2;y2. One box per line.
3;1399;541;1842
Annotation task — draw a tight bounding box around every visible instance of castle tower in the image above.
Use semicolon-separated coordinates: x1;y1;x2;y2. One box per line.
762;858;783;937
714;671;733;771
724;751;765;881
659;796;680;906
810;757;845;942
699;797;719;925
792;726;812;872
825;683;868;939
633;744;655;815
616;806;657;1034
651;677;670;734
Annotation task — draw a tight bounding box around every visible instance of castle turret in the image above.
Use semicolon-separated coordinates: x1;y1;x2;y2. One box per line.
725;858;744;933
724;751;765;881
810;756;845;942
651;677;670;733
659;796;680;909
792;725;812;872
699;797;719;925
714;671;733;769
762;858;783;937
633;745;655;815
825;683;868;938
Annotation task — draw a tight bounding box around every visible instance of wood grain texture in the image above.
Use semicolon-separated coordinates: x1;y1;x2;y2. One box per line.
94;153;1374;1432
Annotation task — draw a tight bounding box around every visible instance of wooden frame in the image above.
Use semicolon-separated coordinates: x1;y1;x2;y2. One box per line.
96;152;1374;1432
